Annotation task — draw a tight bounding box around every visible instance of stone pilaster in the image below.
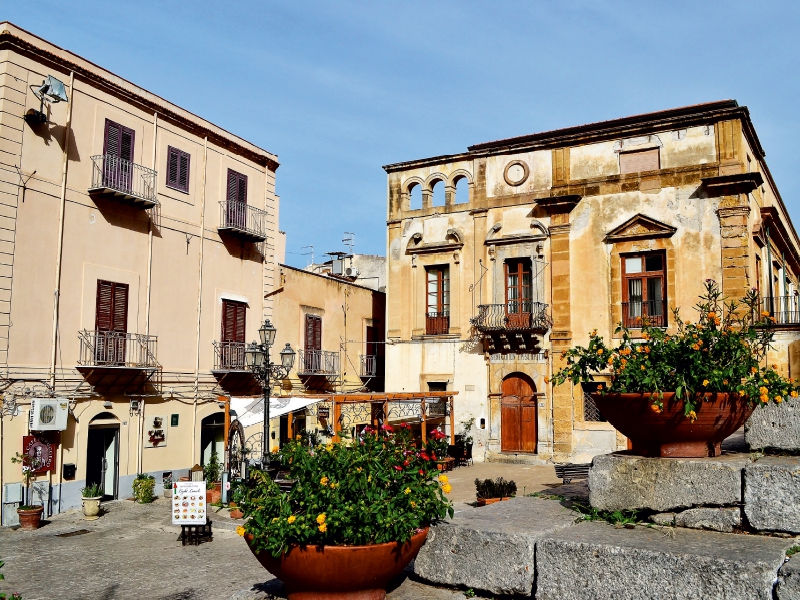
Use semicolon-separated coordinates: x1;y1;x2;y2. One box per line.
717;203;752;302
549;219;573;459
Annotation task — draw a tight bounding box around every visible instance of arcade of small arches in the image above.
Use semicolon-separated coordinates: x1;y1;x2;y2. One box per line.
403;170;473;210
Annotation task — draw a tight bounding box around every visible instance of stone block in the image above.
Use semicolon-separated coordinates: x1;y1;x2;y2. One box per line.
745;457;800;533
650;512;676;526
589;452;749;512
674;507;741;533
777;555;800;600
746;398;800;450
413;497;577;597
536;521;792;600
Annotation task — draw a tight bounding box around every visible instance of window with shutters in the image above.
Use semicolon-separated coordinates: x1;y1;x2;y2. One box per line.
505;259;533;327
304;314;323;372
95;280;129;365
622;252;666;328
220;299;247;369
619;148;660;175
166;146;190;193
225;169;248;229
102;120;135;190
426;266;450;335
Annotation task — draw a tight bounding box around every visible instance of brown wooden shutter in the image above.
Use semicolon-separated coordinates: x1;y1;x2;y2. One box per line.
167;146;190;192
112;284;129;332
95;280;128;333
305;315;322;351
619;148;659;174
226;169;248;205
178;151;190;192
167;147;179;188
103;119;135;162
221;300;247;342
234;302;245;343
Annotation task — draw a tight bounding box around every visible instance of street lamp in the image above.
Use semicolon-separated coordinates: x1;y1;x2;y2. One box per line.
245;318;295;470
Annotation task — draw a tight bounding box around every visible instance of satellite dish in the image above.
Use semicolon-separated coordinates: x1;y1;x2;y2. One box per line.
33;76;69;104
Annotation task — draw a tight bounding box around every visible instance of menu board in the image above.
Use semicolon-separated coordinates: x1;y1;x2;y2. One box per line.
172;481;207;525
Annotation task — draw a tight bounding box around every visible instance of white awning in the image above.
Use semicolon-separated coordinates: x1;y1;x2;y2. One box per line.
230;396;323;428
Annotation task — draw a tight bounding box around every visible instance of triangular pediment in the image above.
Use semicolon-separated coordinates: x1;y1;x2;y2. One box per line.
606;214;677;242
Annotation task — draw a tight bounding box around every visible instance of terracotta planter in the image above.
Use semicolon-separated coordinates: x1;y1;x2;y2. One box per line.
592;392;754;458
206;489;213;504
211;483;222;504
246;527;429;600
230;508;244;519
476;497;511;507
81;496;102;520
17;505;44;530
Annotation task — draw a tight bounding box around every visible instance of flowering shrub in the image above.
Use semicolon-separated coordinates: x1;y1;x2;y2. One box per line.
551;280;800;419
234;425;454;558
426;429;449;460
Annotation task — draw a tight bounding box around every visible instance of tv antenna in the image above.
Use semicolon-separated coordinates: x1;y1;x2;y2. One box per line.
343;232;355;254
300;245;314;266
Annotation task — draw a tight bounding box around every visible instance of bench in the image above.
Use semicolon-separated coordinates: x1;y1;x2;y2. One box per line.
179;518;212;546
553;463;591;484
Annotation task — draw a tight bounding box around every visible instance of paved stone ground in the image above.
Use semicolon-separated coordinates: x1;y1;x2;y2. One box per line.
2;461;564;600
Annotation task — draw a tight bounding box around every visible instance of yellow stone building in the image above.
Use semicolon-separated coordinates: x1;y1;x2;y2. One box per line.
383;101;800;463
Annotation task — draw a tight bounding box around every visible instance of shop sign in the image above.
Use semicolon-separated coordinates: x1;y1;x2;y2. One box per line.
144;415;168;448
22;434;57;474
172;480;207;525
317;406;330;419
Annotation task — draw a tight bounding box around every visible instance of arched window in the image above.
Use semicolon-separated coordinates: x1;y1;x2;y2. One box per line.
431;179;445;207
409;183;422;210
455;176;470;204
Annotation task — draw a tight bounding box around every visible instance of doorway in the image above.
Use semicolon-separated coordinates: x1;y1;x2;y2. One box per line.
500;373;537;453
200;413;225;467
86;412;120;501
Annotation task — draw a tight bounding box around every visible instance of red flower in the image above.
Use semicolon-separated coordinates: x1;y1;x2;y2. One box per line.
381;424;394;432
419;452;430;461
419;469;425;475
394;465;402;471
403;460;410;467
399;422;410;429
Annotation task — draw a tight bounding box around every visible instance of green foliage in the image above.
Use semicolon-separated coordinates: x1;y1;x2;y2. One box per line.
0;558;22;600
132;473;156;504
425;428;449;460
464;589;476;598
203;450;223;483
787;545;800;558
459;417;475;446
234;424;454;558
474;477;517;499
573;503;639;526
551;280;800;419
80;483;104;498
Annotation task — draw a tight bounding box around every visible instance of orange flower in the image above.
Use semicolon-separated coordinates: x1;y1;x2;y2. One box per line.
688;410;697;422
760;394;769;404
707;312;717;320
650;404;662;413
775;396;783;403
597;349;604;355
792;391;798;398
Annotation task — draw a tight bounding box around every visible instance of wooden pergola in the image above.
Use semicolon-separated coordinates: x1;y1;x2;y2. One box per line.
284;392;458;444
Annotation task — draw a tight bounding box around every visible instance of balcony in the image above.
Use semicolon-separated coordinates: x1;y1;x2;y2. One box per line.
426;312;450;335
297;349;339;391
621;300;667;329
218;200;268;242
76;330;159;393
761;296;800;325
88;154;158;209
211;341;260;395
471;302;551;334
360;354;377;377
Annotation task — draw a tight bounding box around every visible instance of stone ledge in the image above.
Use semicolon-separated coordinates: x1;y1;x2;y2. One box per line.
746;398;800;451
413;497;577;597
589;452;750;512
536;521;793;600
777;555;800;600
745;457;800;533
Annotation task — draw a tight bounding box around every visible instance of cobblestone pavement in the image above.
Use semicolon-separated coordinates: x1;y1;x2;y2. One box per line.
0;463;564;599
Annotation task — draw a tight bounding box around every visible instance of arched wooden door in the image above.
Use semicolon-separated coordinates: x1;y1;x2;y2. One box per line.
501;373;537;453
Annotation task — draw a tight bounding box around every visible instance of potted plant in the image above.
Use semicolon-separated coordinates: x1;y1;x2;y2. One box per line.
132;473;156;504
11;452;43;530
426;428;450;471
203;450;223;504
234;423;453;599
162;474;173;499
474;477;517;507
80;483;104;520
551;280;800;457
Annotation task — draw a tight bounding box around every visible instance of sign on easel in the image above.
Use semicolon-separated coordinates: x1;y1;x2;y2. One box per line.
172;481;207;525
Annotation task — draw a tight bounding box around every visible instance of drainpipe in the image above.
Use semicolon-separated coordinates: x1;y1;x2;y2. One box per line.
49;71;75;390
191;137;208;466
766;227;773;300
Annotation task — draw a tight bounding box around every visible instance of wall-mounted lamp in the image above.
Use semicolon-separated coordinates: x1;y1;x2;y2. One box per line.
480;418;486;429
103;401;113;410
218;401;226;409
25;75;69;126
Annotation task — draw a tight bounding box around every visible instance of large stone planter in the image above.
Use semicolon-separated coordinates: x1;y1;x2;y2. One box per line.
17;505;44;530
245;527;428;600
592;392;753;457
81;496;102;520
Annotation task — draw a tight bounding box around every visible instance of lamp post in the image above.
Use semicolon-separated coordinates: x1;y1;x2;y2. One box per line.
244;319;295;470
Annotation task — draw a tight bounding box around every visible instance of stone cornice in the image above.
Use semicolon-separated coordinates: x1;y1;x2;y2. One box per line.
702;172;764;197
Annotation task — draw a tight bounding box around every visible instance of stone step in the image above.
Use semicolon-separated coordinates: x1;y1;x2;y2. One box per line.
536;521;793;600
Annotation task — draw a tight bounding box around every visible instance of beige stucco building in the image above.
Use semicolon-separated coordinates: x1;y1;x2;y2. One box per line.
384;100;800;464
0;23;282;523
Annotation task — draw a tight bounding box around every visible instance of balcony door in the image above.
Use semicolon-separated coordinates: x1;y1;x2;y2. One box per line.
426;266;450;335
622;252;666;328
221;299;246;369
304;315;322;372
505;259;533;329
95;280;129;365
226;169;248;229
500;373;537;453
103;119;135;192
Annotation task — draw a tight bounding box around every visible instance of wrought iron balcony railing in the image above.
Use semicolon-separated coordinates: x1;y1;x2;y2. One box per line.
213;341;247;370
360;354;377;377
426;312;450;335
78;330;159;369
297;349;340;376
218;200;269;242
89;154;158;208
621;300;667;328
761;296;800;325
471;302;551;334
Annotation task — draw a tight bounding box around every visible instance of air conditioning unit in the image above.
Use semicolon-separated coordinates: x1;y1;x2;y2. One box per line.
345;267;360;278
29;398;69;431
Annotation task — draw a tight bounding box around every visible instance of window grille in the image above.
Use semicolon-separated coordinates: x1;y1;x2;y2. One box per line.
583;393;606;422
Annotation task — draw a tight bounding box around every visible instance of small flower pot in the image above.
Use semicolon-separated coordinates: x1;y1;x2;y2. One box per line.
230;508;244;519
476;497;510;507
81;496;102;520
164;488;173;499
17;505;44;530
210;482;222;504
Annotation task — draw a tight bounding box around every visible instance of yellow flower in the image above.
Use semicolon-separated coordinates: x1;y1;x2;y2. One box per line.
318;522;327;533
236;525;245;537
687;410;697;422
640;365;645;371
590;329;598;337
368;475;372;482
404;487;411;495
316;513;327;525
792;391;799;398
356;467;363;473
597;349;604;355
410;501;417;508
761;310;771;317
759;387;768;396
442;483;452;494
287;515;296;524
272;446;280;453
636;346;642;354
320;476;329;486
702;380;709;387
607;357;614;365
325;443;334;452
775;396;783;403
760;394;769;404
296;434;301;440
329;482;337;489
650;404;662;414
438;474;448;484
739;390;747;397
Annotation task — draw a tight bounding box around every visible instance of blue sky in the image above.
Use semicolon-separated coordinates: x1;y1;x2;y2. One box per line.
6;1;800;267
